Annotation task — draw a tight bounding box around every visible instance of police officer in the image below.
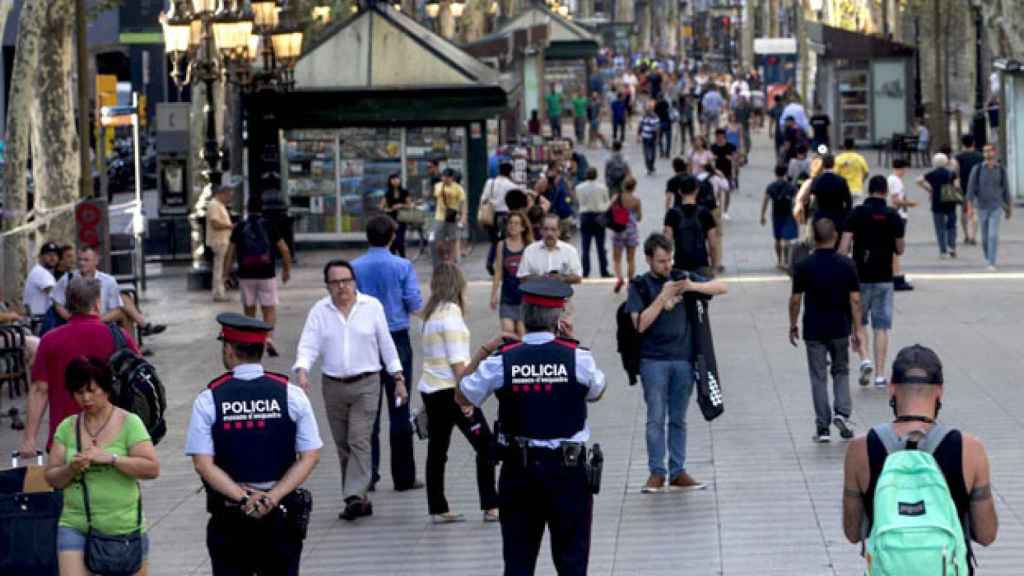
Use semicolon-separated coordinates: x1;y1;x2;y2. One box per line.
185;313;323;576
457;279;606;576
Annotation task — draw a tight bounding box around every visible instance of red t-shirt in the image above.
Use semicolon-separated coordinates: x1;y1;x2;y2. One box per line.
31;315;139;447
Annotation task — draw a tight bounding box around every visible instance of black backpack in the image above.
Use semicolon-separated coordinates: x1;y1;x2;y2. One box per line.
237;217;273;271
673;208;709;271
605;156;628;191
696;177;717;211
615;279;647;386
107;324;167;445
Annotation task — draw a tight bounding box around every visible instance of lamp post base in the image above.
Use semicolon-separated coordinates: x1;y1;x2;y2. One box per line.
187;265;213;291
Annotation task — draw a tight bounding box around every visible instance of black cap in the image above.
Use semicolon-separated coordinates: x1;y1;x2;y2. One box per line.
216;312;272;344
442;167;456;178
520;278;573;309
892;345;943;385
39;241;61;256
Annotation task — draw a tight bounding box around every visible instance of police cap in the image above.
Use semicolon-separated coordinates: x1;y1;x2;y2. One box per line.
217;312;272;344
520;278;573;309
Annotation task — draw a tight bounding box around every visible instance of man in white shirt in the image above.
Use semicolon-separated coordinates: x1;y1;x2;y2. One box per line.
887;159;916;291
517;213;583;285
293;259;404;521
483;162;521;275
23;242;60;318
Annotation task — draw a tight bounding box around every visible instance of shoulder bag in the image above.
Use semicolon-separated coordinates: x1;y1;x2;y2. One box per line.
939;181;964;205
77;416;145;576
477;179;496;228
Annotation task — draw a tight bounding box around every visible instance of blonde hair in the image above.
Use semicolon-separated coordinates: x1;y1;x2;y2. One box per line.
422;262;466;324
809;157;825;179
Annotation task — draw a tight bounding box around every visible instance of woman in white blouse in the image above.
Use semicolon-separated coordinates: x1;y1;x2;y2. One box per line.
418;263;499;523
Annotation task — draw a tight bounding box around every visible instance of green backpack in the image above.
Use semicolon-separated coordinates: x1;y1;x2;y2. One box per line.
865;424;967;575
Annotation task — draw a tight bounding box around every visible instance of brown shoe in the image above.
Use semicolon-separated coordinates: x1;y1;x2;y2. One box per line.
668;472;707;491
641;474;666;494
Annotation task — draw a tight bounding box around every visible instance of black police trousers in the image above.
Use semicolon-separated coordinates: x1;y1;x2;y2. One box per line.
207;509;302;576
499;448;593;576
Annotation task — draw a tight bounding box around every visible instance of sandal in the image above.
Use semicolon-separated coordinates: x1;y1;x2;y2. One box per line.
483;509;500;523
431;512;465;524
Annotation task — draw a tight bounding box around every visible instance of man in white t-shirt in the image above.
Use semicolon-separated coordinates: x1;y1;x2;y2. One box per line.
887;158;916;291
23;242;61;318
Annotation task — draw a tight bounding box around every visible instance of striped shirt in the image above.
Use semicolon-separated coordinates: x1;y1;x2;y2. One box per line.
638;114;660;140
418;302;471;394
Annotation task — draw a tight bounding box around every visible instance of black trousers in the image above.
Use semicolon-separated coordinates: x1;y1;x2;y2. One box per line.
207;510;302;576
659;123;673;157
612;120;625;142
579;212;609;277
372;329;417;489
500;450;593;576
422;388;499;515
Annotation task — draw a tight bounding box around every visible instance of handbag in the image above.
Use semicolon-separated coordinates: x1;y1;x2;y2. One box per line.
411;406;429;440
477;179;497;228
76;416;145;576
939;182;964;205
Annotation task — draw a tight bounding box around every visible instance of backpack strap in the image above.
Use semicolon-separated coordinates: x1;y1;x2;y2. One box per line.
872;422;952;454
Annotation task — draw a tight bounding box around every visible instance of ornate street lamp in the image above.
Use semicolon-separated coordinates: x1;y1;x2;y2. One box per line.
450;0;467;17
425;1;441;17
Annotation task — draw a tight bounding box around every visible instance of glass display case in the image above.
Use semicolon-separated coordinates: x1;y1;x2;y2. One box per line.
838;69;870;143
284;130;337;236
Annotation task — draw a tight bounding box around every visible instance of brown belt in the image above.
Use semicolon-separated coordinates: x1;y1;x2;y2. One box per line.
324;372;375;384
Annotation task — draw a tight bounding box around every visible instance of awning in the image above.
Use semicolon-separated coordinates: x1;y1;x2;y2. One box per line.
808;23;915;60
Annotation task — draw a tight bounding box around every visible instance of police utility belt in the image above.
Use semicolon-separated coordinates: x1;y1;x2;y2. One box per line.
207;486;314;540
501;436;604;495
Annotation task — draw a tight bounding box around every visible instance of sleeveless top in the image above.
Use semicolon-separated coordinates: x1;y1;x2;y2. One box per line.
500;242;524;306
866;425;974;573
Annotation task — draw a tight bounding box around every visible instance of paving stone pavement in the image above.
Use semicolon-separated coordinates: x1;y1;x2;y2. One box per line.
2;129;1022;575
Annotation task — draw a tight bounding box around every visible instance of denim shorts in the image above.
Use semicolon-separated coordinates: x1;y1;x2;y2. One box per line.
57;525;150;556
860;282;894;330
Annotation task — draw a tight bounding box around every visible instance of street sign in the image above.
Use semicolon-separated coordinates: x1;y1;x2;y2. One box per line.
100;105;137;127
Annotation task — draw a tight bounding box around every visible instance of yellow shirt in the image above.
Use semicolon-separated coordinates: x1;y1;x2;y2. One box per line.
433;181;466;221
835;151;870;195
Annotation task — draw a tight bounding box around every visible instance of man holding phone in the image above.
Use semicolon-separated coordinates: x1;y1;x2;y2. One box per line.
627;233;727;493
518;213;583;285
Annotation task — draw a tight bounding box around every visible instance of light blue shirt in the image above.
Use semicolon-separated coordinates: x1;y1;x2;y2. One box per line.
184;363;323;460
352;247;423;332
459;332;606;449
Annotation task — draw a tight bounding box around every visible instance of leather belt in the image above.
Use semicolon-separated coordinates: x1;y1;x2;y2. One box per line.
325;372;375;384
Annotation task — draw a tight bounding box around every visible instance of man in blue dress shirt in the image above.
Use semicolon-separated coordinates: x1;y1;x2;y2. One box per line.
352;215;425;491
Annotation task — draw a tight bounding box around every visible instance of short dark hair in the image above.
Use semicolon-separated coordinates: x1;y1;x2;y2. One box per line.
65;356;115;396
961;134;975;148
67;276;101;315
366;215;396;247
643;233;673;257
813;217;837;244
680;176;699;196
822;154;836;169
796;144;808;156
715;128;726;136
323;259;356;284
868;174;888;195
612;140;623;152
499;161;513;177
586;167;598;180
672;157;687;174
843;138;855;150
892;158;909;169
228;341;265;362
774;164;788;178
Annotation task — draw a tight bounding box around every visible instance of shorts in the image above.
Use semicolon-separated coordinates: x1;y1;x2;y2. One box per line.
435;221;461;242
239;277;279;307
499;302;521;321
57;525;150;556
773;216;799;240
860;282;894;330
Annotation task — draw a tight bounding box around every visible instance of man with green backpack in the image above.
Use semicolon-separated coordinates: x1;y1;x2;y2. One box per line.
841;345;998;575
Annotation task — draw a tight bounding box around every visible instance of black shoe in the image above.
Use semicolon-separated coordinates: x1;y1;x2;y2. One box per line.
395;480;425;492
339;498;373;521
894;276;915;291
141;346;154;357
814;426;831;443
140;323;166;336
266;342;280;358
600;272;613;278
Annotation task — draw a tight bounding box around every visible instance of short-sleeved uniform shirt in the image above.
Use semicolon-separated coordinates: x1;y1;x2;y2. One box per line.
24;264;56;315
32;316;139;448
846;197;905;283
835;151;870;195
810;172;853;224
52;271;123;316
546;92;563;118
571;96;589;118
230;217;281;279
809;113;831;144
792;249;860;341
184;364;323;486
766;180;798;223
53;412;151;535
625;272;707;361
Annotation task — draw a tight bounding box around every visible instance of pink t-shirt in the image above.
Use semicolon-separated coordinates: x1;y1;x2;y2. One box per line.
31;315;139;448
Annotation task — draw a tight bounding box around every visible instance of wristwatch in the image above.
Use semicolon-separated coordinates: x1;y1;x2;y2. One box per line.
109;453;118;465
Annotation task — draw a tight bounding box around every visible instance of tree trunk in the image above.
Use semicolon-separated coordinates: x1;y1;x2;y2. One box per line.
929;0;948;150
3;0;41;227
33;0;80;244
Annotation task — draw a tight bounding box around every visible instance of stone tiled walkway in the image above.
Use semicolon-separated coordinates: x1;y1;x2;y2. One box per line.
3;130;1022;575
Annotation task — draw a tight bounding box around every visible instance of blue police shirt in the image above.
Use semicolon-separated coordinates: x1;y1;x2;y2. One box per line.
459;332;606;448
185;364;323;465
352;247;423;332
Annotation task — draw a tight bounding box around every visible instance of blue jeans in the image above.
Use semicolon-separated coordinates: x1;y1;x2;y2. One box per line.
931;210;957;254
979;206;1003;265
642;139;657;172
640;358;695;478
659;122;673;157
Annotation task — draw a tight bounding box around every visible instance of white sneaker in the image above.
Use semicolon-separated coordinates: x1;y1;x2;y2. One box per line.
987;265;998;272
858;360;874;387
723;212;732;221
